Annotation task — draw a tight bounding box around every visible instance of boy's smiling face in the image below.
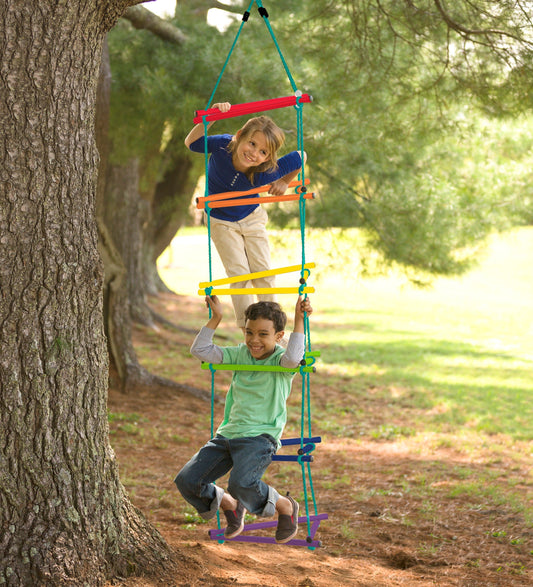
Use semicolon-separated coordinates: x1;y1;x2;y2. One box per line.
244;317;284;360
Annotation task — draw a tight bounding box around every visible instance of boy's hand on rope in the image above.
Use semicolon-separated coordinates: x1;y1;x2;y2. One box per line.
205;295;223;329
297;296;313;318
293;296;312;333
212;102;231;113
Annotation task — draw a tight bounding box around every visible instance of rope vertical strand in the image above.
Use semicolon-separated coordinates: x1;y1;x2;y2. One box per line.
205;0;256;110
256;0;298;93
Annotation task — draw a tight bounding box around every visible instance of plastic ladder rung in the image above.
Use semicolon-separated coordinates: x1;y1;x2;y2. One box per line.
194;94;312;124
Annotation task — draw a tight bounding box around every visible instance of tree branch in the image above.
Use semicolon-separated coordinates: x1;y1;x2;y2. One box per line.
123;5;187;44
186;0;245;15
433;0;529;44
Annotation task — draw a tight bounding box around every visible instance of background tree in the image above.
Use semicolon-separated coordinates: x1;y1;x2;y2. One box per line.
260;0;533;276
107;0;533;297
0;2;175;584
97;0;533;391
96;6;212;393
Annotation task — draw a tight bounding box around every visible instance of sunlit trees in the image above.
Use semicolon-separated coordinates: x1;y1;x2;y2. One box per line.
108;1;533;291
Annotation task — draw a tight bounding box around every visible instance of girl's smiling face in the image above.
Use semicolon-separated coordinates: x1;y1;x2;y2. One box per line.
233;130;271;172
244;317;284;360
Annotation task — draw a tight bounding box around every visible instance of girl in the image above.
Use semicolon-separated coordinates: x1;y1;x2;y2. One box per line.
185;102;306;330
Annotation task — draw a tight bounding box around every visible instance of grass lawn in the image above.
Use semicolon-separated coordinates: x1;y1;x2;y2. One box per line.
158;225;533;529
160;225;533;440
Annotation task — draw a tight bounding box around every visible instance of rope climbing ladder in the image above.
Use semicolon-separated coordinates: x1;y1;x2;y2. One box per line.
195;0;327;549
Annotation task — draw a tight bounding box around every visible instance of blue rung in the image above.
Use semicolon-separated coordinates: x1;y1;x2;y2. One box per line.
272;454;313;462
280;436;321;446
298;443;315;455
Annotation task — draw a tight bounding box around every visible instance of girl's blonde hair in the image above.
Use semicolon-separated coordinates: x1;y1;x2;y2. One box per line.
227;115;285;184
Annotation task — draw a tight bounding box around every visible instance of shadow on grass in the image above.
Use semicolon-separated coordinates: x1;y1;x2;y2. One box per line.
309;322;533;440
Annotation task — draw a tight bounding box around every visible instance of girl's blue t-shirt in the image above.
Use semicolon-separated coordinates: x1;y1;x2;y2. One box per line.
189;134;302;222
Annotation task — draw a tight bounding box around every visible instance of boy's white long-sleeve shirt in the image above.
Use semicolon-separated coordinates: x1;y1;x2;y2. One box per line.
190;327;305;368
190;328;306;445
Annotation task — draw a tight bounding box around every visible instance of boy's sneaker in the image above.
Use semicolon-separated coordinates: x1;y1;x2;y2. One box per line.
275;495;299;543
223;502;246;539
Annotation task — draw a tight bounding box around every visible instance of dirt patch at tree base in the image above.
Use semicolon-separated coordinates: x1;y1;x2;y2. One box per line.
106;293;532;587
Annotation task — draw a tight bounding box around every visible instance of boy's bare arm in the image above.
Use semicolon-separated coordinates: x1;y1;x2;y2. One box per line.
280;297;311;368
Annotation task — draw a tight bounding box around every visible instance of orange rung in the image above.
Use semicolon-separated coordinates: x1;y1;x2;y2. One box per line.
201;193;315;210
196;178;310;207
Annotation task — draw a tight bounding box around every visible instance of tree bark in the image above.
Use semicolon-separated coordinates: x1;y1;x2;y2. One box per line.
0;2;175;584
105;158;155;327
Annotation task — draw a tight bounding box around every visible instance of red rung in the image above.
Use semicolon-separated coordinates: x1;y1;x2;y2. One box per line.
199;193;315;210
197;178;310;206
194;94;312;124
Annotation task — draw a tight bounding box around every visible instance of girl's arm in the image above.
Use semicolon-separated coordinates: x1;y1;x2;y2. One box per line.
268;151;307;196
184;102;231;149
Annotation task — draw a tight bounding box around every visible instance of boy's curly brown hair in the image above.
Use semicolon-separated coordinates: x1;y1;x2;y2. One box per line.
244;301;287;333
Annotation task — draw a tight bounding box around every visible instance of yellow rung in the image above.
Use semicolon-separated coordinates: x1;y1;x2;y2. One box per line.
198;286;315;296
199;263;315;288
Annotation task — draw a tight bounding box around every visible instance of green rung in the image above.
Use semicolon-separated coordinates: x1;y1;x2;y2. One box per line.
201;363;316;373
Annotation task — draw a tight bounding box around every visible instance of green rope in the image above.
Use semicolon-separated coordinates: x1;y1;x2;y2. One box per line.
207;363;223;540
203;116;214;323
255;0;298;93
205;0;255;110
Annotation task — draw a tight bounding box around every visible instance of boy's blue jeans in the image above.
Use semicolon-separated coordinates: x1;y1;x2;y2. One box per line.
174;434;281;519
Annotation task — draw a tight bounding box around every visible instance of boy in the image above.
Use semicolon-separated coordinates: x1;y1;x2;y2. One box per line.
174;294;312;543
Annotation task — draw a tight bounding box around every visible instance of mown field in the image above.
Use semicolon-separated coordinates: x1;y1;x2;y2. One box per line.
107;226;533;586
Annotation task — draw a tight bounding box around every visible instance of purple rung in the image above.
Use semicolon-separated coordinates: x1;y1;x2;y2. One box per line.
208;513;328;548
210;534;322;548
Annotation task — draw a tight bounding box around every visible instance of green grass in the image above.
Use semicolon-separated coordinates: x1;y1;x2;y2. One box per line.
160;226;533;441
158;225;533;521
303;228;533;440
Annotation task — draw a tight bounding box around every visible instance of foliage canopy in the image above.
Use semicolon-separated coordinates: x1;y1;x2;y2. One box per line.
108;0;533;278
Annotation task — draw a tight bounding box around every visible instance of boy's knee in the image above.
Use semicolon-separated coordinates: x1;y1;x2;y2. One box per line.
174;469;188;493
226;479;243;501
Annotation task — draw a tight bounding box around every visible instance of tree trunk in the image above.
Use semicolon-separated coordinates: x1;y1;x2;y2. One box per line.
143;147;196;297
94;38;206;395
104;158;155;327
0;2;174;584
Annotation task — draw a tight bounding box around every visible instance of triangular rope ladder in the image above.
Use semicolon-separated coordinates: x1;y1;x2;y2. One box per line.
194;0;327;549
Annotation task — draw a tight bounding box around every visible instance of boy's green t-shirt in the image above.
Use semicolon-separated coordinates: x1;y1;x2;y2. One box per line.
217;344;295;446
